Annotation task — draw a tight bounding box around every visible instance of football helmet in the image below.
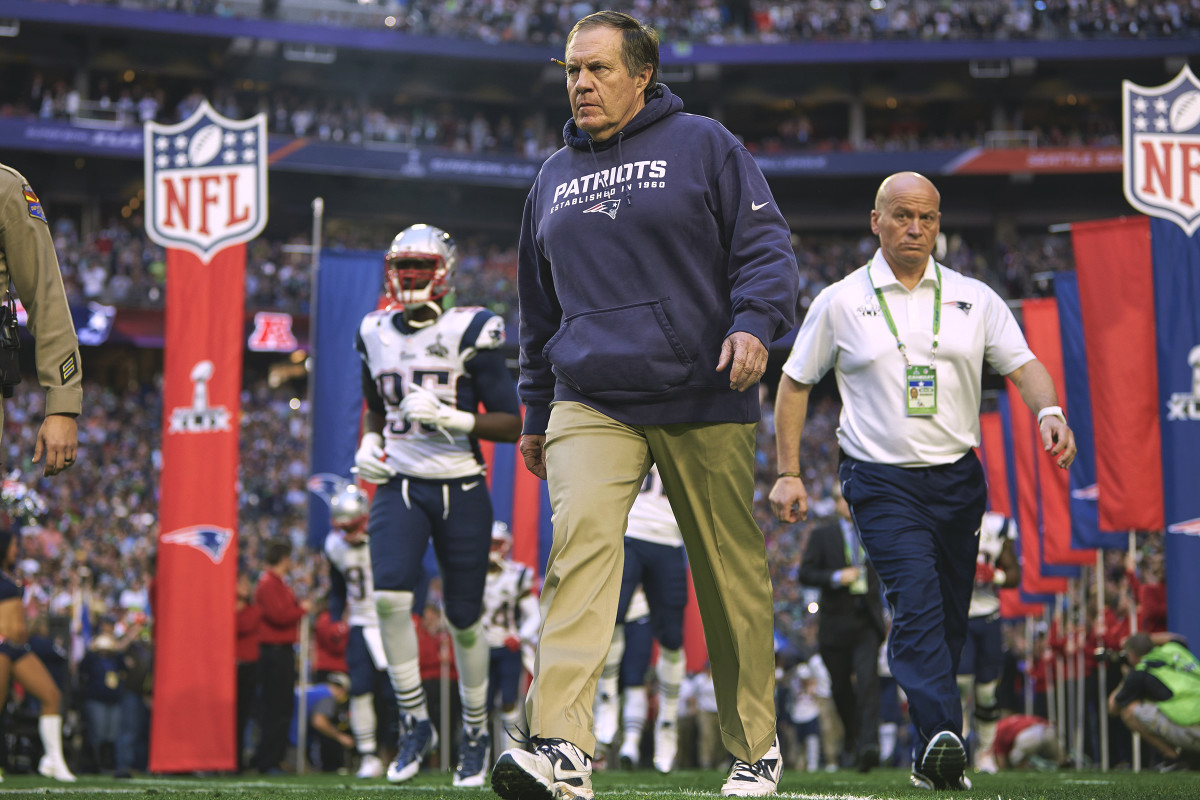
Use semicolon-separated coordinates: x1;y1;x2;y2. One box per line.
384;223;457;324
330;484;369;539
490;520;512;564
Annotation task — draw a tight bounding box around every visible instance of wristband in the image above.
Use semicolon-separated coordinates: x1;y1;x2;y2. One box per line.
993;568;1007;587
1037;406;1065;425
778;471;801;478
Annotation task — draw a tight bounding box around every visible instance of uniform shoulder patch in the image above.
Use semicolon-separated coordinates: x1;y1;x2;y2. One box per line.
22;185;48;224
59;353;78;384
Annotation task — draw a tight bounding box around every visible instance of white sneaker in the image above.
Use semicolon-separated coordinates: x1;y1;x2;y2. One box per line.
653;721;677;773
38;755;77;782
720;736;782;797
491;739;593;800
356;753;384;778
593;692;618;748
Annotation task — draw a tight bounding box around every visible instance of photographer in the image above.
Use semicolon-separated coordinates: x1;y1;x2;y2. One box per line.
1108;631;1200;771
0;162;81;474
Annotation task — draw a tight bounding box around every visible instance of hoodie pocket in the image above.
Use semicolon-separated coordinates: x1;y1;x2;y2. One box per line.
544;300;694;398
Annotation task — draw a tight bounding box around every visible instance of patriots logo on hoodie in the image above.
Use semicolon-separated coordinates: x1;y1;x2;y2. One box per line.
583;199;623;220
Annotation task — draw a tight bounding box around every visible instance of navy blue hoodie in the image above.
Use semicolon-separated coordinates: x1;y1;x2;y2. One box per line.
517;84;799;434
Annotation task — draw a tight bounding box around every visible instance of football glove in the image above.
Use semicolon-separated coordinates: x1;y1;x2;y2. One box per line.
401;383;476;435
353;432;397;484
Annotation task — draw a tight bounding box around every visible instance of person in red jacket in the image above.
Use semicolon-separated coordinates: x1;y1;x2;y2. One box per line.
992;714;1062;769
1126;553;1167;634
313;600;350;682
254;538;311;774
235;572;261;774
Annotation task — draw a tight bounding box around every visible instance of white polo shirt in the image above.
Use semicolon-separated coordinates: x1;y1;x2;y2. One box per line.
783;249;1035;467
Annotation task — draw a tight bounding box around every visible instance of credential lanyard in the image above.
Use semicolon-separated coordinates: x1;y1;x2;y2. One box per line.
868;261;942;367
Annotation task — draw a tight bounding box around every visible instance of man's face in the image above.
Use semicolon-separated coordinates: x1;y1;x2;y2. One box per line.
870;178;941;274
565;26;649;143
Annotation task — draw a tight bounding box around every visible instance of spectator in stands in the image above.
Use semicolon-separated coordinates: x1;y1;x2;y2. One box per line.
80;628;124;773
254;537;311;774
1108;631;1200;772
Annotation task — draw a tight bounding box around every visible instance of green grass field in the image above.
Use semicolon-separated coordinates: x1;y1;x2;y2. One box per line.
0;767;1194;799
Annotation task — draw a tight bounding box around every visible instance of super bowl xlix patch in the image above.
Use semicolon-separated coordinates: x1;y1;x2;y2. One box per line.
23;185;47;223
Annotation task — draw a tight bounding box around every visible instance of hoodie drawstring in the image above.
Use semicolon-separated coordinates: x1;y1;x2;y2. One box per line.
589;133;633;208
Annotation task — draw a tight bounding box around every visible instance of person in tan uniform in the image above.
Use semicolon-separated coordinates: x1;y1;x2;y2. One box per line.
0;162;81;475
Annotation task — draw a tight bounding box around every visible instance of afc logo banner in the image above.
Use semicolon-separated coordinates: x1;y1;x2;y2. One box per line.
1123;65;1200;235
144;100;268;261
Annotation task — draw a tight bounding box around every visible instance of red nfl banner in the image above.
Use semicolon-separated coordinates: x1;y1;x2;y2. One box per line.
1070;218;1165;531
1021;299;1094;567
151;246;245;772
146;101;263;772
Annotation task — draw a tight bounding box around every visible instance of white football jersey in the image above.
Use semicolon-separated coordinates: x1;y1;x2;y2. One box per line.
969;511;1014;618
325;531;378;629
357;306;505;479
482;559;535;649
626;466;684;548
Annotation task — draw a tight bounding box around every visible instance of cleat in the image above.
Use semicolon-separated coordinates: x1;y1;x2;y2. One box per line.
974;751;998;774
618;749;637;771
454;725;491;787
38;756;76;783
653;721;677;773
491;738;593;800
387;716;438;784
593;692;618;748
356;753;384;778
720;736;781;797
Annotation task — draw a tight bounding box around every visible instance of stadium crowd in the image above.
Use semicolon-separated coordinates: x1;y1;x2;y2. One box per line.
41;0;1200;43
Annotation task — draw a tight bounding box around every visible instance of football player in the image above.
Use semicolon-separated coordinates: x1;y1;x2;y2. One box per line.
353;224;522;787
324;483;388;779
481;521;541;754
592;466;688;774
957;511;1020;773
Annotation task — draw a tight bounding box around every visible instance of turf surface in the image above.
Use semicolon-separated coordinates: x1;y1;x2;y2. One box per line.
0;766;1194;799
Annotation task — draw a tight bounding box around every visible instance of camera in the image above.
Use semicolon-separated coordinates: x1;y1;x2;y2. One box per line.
1094;647;1128;667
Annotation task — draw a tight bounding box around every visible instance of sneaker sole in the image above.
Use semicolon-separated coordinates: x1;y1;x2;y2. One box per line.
921;733;967;790
491;754;555;800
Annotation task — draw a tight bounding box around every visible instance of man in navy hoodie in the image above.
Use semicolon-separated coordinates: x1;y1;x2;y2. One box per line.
490;11;799;800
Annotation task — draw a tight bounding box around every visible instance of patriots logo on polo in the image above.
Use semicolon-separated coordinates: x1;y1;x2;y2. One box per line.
945;300;973;315
583;198;623;220
162;525;234;564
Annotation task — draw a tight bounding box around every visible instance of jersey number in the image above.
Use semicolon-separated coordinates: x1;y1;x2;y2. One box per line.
375;368;454;437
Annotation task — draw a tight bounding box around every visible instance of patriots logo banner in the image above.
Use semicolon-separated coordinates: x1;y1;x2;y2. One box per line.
1123;65;1200;235
162;525;234;564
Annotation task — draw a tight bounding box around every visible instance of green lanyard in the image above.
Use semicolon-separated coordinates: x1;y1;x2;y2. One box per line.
867;261;942;368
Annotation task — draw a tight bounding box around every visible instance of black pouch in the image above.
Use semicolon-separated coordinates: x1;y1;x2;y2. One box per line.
0;290;22;398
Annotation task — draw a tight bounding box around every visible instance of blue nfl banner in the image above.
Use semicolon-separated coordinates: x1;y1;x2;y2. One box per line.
1053;272;1124;550
1149;219;1200;650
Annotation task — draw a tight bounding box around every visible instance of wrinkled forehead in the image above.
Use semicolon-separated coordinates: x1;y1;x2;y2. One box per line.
565;25;624;66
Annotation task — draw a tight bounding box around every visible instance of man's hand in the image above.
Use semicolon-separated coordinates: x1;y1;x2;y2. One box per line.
717;331;767;392
769;475;809;523
353;432;397;484
1040;416;1076;469
837;566;861;587
33;414;77;477
520;434;547;480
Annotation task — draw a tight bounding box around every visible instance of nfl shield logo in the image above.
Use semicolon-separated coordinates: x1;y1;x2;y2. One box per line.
144;100;268;261
1124;65;1200;235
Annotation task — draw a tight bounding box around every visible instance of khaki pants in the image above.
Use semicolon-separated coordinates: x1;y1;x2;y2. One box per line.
526;402;777;762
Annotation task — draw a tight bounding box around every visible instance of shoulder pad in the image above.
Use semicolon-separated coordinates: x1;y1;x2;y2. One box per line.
472;311;506;351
